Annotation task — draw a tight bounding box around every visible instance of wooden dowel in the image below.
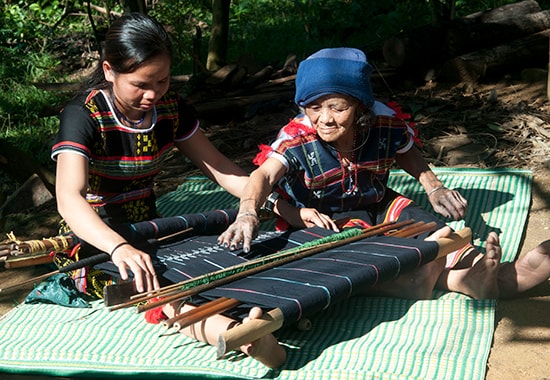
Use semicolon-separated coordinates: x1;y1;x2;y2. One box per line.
172;297;241;331
387;221;425;236
156;227;193;242
435;227;472;258
217;308;284;358
4;254;54;269
0;270;58;293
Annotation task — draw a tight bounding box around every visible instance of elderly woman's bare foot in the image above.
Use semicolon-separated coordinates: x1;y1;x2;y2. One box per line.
239;307;287;368
439;232;501;299
498;239;550;298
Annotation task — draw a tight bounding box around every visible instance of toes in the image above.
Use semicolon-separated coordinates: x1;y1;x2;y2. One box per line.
426;226;452;241
248;306;263;320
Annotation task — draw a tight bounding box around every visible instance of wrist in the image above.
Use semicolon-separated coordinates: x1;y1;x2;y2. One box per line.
259;192;280;218
109;241;130;256
427;185;446;197
236;211;259;220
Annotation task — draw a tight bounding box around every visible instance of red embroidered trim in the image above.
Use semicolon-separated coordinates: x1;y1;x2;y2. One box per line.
386;100;421;147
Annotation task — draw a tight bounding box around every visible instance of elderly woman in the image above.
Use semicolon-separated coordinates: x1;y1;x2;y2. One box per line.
219;47;549;300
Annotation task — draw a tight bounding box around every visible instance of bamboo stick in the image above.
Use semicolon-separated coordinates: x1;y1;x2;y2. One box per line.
0;270;59;293
162;296;235;329
389;221;437;238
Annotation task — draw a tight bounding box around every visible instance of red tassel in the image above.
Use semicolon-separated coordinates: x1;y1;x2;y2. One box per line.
144;306;168;324
144;297;168;324
253;144;274;166
282;119;315;136
386;100;421;147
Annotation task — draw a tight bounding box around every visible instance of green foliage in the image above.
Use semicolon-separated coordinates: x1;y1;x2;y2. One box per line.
0;72;67;168
1;0;549;176
3;0;64;50
226;0;420;63
149;0;213;74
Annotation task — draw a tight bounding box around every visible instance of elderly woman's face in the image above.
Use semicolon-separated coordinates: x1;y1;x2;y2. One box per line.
304;94;357;147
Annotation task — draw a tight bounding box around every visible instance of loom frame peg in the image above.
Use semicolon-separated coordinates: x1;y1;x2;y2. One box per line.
217;308;284;358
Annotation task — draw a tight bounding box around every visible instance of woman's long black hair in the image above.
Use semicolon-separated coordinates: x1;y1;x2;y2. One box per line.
87;13;172;90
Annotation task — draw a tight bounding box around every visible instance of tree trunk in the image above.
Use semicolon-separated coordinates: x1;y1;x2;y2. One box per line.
445;10;550;57
547;37;550;101
206;0;230;71
121;0;147;14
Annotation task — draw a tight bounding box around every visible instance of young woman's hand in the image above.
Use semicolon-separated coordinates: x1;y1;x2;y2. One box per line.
110;244;160;293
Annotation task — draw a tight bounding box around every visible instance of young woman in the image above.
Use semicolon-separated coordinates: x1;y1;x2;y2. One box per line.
219;47;549;300
52;14;285;367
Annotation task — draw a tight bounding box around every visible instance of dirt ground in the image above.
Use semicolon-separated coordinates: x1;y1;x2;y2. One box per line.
0;74;549;379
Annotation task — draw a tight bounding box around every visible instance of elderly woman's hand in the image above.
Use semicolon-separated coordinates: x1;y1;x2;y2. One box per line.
428;186;467;221
218;213;260;253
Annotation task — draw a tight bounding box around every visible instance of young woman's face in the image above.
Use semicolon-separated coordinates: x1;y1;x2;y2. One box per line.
304;94;357;147
104;54;171;115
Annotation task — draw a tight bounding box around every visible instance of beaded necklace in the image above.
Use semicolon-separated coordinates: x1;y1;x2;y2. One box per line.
337;131;360;195
110;92;146;127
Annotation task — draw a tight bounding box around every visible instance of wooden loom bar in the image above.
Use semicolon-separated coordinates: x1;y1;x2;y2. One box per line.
388;221;437;238
216;226;473;357
218;308;284;358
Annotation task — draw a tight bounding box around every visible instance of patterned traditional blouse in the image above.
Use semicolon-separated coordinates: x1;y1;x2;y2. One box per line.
255;101;415;214
51;89;198;223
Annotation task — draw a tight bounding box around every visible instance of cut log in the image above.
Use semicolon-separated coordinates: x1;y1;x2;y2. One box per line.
205;63;240;85
193;87;295;119
464;0;540;23
439;29;550;82
382;0;547;80
0;174;54;215
445;10;550;58
0;139;56;197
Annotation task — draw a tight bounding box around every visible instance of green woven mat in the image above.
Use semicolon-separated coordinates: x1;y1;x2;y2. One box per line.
0;168;532;379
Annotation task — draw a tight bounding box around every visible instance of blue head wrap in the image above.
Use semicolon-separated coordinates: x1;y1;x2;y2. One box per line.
294;47;374;107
